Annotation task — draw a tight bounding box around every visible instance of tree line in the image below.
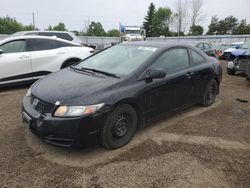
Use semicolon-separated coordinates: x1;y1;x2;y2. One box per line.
0;16;120;37
207;16;250;35
143;1;250;37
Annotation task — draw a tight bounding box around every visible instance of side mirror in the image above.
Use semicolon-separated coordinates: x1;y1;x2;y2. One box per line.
146;68;166;80
0;50;3;55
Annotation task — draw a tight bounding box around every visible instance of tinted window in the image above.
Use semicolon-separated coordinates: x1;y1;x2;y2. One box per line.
39;32;73;41
30;39;57;51
190;49;206;66
24;32;37;36
56;33;73;41
0;40;27;53
204;43;211;49
151;48;189;74
39;32;55;37
196;43;204;49
56;41;76;47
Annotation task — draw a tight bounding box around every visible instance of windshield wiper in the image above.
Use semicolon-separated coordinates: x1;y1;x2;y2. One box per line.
80;67;120;78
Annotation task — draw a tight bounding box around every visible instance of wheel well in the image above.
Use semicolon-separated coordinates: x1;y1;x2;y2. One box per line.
113;100;144;130
61;58;81;69
214;77;220;94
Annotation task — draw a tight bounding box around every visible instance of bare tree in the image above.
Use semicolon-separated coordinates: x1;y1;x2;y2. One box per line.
174;0;188;36
191;0;204;27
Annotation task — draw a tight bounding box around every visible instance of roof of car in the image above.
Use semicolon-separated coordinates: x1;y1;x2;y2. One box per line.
121;41;201;49
13;30;72;35
0;35;79;45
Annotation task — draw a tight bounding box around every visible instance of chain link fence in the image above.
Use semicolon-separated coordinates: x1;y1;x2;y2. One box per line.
146;35;250;44
1;34;250;48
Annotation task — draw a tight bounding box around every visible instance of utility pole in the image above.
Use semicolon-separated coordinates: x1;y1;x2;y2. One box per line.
32;12;35;30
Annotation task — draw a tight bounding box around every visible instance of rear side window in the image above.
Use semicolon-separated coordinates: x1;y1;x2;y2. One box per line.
196;43;204;50
0;40;27;53
29;39;57;51
24;32;37;36
204;43;211;49
39;32;73;41
190;49;207;66
151;48;189;74
56;33;73;41
39;32;55;37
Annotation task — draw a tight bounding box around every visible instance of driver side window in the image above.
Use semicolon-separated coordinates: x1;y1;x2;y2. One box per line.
0;40;27;54
151;48;190;74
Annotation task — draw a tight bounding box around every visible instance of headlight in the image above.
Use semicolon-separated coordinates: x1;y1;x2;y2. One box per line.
54;103;105;117
26;88;31;97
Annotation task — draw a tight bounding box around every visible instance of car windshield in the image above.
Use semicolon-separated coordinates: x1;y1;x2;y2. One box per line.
126;30;140;35
241;40;250;49
77;44;158;75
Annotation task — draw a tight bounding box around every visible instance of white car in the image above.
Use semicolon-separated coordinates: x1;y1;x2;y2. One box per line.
0;36;93;87
12;31;83;45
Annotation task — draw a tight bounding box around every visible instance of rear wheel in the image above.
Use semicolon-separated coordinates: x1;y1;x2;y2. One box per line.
227;68;236;75
200;79;218;107
101;104;137;149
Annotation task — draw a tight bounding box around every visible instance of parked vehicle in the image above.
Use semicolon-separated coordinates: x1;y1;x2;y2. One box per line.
221;41;245;60
120;25;146;42
227;40;250;75
12;31;83;45
22;42;222;149
190;41;216;57
0;36;93;87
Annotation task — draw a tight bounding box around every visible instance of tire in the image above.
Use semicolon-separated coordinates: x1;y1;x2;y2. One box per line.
200;79;218;107
227;68;236;75
101;104;138;150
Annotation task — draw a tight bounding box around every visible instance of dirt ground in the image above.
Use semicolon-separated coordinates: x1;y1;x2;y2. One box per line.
0;61;250;188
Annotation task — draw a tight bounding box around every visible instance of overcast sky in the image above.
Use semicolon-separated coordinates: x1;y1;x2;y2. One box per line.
1;0;250;32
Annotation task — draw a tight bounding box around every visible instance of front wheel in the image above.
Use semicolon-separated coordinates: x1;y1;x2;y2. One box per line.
61;60;80;69
200;79;218;107
101;104;138;150
227;68;236;75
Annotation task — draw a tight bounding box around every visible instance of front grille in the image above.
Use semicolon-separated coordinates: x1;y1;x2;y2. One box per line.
239;59;248;71
30;94;55;113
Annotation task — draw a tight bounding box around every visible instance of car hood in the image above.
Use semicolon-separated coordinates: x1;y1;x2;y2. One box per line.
231;49;248;57
224;48;236;53
31;68;120;106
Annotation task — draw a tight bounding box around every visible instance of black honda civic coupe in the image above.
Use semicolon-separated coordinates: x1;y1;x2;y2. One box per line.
22;42;222;149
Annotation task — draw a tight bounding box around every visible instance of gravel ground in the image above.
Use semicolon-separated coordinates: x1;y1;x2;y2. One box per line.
0;61;250;188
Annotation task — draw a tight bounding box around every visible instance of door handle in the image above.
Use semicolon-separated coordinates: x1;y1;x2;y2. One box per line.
19;55;29;59
186;72;194;79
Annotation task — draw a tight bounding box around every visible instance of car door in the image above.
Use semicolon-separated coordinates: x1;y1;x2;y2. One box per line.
142;47;193;119
188;48;214;101
28;38;67;77
0;39;31;83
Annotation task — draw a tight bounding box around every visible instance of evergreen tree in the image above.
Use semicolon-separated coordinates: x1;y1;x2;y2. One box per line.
143;2;156;37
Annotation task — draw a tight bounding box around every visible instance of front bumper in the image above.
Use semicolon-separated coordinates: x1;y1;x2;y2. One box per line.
21;96;106;147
